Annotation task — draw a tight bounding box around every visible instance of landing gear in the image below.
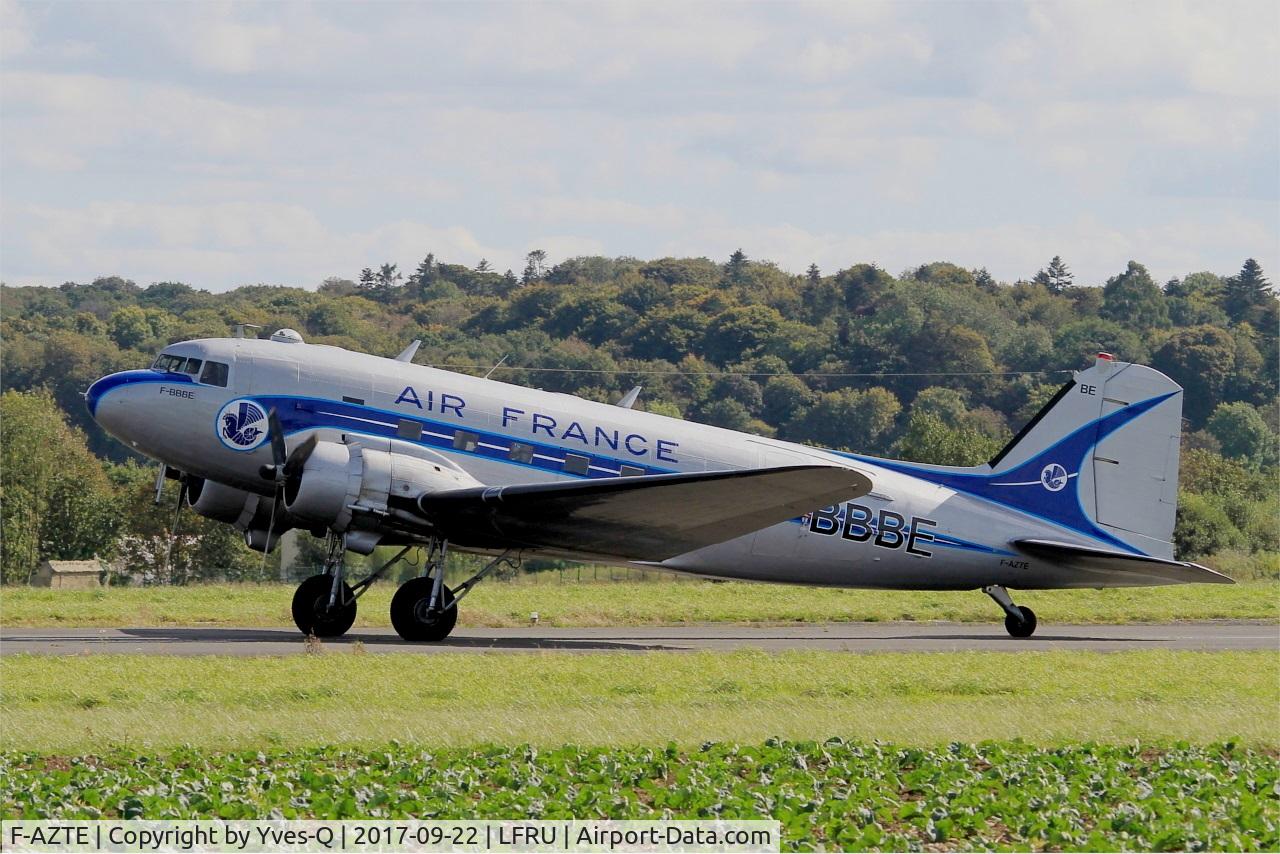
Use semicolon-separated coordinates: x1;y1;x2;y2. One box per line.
983;584;1038;638
289;534;415;639
291;533;357;637
390;577;458;642
388;544;519;643
292;573;357;637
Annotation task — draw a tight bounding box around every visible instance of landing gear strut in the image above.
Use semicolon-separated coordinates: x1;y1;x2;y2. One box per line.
390;543;519;643
290;534;414;638
983;584;1037;638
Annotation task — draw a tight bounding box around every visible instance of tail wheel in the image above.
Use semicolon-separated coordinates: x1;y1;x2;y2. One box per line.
390;576;458;642
291;573;357;638
1004;605;1037;638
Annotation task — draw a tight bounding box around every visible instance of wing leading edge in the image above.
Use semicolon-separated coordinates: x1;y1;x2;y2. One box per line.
1013;539;1234;586
417;464;873;561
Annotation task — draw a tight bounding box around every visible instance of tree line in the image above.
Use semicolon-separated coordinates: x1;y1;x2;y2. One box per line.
1;251;1275;584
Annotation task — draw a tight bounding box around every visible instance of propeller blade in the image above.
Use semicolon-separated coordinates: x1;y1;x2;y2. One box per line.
267;408;287;470
282;433;319;480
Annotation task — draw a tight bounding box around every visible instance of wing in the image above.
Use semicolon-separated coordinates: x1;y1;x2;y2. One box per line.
1013;539;1234;585
416;464;872;561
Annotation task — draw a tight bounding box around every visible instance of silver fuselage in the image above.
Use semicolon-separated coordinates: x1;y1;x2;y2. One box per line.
87;337;1122;590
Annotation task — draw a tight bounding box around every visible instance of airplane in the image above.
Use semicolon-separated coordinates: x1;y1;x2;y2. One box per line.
85;328;1231;642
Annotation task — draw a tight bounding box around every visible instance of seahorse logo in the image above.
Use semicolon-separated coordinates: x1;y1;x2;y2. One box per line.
216;399;268;450
1040;463;1069;492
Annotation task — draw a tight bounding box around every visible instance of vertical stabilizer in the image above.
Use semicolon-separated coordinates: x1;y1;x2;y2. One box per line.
981;354;1184;558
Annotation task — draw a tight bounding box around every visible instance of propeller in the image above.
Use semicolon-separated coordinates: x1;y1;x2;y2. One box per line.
258;410;318;494
256;408;318;573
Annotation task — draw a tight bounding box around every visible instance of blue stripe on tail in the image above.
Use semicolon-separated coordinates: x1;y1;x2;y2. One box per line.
837;392;1177;555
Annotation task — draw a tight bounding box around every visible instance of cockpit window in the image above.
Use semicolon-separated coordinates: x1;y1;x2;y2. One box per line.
182;358;202;375
199;361;229;387
151;354;186;372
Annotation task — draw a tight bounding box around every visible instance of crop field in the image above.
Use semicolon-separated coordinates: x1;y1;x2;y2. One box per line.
3;578;1276;627
3;741;1276;850
3;650;1277;751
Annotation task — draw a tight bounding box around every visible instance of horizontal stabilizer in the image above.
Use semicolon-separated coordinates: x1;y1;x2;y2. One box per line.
1013;539;1234;586
419;465;872;561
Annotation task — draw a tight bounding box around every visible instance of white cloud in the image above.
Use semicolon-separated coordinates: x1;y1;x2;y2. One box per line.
0;1;1275;292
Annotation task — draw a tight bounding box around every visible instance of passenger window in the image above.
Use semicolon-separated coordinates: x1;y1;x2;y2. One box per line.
563;453;590;475
509;442;534;464
183;358;202;375
453;431;479;452
199;361;229;387
620;465;646;477
397;419;421;440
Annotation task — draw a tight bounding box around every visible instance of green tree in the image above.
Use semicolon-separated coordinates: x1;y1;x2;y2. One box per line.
701;305;784;365
724;249;749;284
699;398;753;432
1206;402;1278;468
0;390;122;584
1101;261;1169;330
789;387;901;452
1033;256;1073;293
522;249;548;285
762;375;815;426
836;263;893;315
1153;326;1238;425
107;306;158;349
1173;492;1241;560
895;412;1004;466
1222;258;1273;325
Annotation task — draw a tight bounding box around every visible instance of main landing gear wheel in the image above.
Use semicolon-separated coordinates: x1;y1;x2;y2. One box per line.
1004;605;1037;638
390;576;458;642
292;573;357;638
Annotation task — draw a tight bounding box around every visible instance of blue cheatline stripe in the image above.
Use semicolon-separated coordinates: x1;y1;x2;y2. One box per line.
267;395;1014;556
792;505;1015;555
833;391;1178;556
85;370;194;416
254;394;679;482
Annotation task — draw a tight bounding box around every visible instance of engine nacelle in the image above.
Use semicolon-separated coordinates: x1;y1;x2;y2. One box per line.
186;477;291;553
284;438;481;545
186;477;251;524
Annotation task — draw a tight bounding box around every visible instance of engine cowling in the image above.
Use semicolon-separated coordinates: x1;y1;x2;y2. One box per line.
186;477;291;553
186;477;251;524
284;438;481;545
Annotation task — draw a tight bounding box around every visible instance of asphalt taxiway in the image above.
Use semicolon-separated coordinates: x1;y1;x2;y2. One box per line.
0;622;1275;655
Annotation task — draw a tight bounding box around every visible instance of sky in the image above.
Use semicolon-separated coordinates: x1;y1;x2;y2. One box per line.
2;0;1277;292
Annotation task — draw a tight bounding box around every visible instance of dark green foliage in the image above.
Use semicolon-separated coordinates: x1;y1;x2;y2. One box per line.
1207;402;1279;469
3;742;1275;851
0;391;123;583
1224;258;1273;326
1033;255;1073;293
1102;261;1169;330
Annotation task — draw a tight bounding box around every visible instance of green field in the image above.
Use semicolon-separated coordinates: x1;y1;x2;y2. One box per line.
3;578;1276;627
2;741;1275;850
3;650;1276;751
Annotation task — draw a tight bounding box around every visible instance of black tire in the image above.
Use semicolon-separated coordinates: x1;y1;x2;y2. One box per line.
1004;605;1037;638
291;573;357;638
390;576;458;642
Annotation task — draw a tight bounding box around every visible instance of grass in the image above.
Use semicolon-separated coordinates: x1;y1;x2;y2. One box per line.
2;650;1276;752
3;741;1276;850
3;578;1276;628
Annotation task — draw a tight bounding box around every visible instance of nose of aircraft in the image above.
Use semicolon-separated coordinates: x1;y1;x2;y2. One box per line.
85;370;150;437
85;374;112;418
